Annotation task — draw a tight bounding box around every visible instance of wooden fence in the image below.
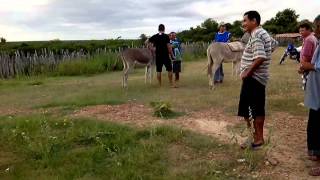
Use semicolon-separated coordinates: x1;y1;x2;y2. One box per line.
0;43;209;79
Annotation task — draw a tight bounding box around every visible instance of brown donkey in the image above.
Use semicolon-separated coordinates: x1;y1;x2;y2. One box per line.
121;40;155;88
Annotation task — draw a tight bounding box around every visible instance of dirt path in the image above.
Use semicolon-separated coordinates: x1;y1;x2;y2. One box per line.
0;107;38;116
72;102;320;179
266;112;319;180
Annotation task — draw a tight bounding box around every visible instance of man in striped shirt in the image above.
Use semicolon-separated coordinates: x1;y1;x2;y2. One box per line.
238;11;272;149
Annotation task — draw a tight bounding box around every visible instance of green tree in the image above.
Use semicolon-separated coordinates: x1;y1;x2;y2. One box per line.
0;37;6;44
201;18;219;32
229;20;244;39
139;34;148;44
263;8;300;34
177;18;218;42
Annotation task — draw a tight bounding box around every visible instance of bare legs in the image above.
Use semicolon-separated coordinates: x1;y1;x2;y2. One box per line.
157;71;173;87
254;116;265;145
157;72;162;86
244;116;265;146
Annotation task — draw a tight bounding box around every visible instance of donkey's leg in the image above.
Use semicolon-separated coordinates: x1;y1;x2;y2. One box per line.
211;62;221;90
232;61;237;78
122;59;128;88
144;65;152;85
147;65;152;84
123;62;132;88
235;61;241;77
232;62;235;77
145;66;148;84
207;54;214;89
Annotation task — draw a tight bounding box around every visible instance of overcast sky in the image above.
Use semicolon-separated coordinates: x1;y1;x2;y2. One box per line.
0;0;319;41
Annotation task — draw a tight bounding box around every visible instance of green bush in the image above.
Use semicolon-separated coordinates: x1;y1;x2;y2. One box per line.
150;101;182;119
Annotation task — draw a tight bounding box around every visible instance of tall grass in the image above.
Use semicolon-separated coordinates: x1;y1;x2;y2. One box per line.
55;52;122;76
182;43;207;62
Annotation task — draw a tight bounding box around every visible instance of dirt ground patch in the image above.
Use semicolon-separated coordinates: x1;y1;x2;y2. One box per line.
73;103;164;127
73;103;320;179
265;112;320;180
73;103;244;142
0;107;36;116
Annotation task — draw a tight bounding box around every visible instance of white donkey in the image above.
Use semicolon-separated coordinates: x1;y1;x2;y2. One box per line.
121;40;155;88
207;33;278;89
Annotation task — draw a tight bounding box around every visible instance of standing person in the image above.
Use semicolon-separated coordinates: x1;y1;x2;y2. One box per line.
299;22;318;90
299;15;320;177
169;32;182;88
238;11;272;149
213;22;231;84
149;24;174;87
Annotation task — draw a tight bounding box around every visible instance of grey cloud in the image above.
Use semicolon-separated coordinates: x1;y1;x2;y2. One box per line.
4;0;227;39
20;0;213;29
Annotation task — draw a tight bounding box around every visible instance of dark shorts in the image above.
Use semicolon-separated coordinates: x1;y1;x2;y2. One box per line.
156;56;172;72
238;77;266;119
173;61;181;73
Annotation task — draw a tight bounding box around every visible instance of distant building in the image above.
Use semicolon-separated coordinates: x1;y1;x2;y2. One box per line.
275;33;301;46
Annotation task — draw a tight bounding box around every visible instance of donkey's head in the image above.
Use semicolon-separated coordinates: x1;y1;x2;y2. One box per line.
240;32;251;45
270;37;279;52
145;39;156;62
144;39;153;49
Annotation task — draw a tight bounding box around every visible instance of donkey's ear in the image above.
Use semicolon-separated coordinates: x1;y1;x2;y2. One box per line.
144;39;150;45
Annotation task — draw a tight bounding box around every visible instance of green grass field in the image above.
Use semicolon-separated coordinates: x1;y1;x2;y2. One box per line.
0;47;307;179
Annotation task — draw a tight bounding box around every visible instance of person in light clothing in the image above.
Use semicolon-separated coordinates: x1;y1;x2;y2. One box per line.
299;15;320;177
169;32;182;87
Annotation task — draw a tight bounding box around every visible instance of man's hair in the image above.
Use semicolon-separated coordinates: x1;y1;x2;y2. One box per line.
244;11;261;25
315;15;320;29
299;22;313;31
158;24;165;32
315;15;320;22
170;32;176;34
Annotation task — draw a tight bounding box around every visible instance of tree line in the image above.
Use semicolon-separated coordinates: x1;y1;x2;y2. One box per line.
0;39;142;55
175;9;312;42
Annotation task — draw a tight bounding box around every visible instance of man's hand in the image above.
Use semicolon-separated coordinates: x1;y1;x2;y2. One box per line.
298;65;304;74
169;54;175;61
241;69;251;80
241;58;265;80
300;61;315;71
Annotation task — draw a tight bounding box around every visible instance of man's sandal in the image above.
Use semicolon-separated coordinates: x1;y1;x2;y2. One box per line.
251;143;264;150
240;140;264;150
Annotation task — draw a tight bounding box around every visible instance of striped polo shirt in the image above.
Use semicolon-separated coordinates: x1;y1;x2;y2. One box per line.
241;27;272;86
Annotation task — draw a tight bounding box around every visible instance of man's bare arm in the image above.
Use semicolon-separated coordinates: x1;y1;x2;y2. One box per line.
167;43;174;59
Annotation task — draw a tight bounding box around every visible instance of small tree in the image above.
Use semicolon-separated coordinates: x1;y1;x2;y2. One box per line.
0;37;6;44
229;20;244;39
139;34;148;45
263;8;300;34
